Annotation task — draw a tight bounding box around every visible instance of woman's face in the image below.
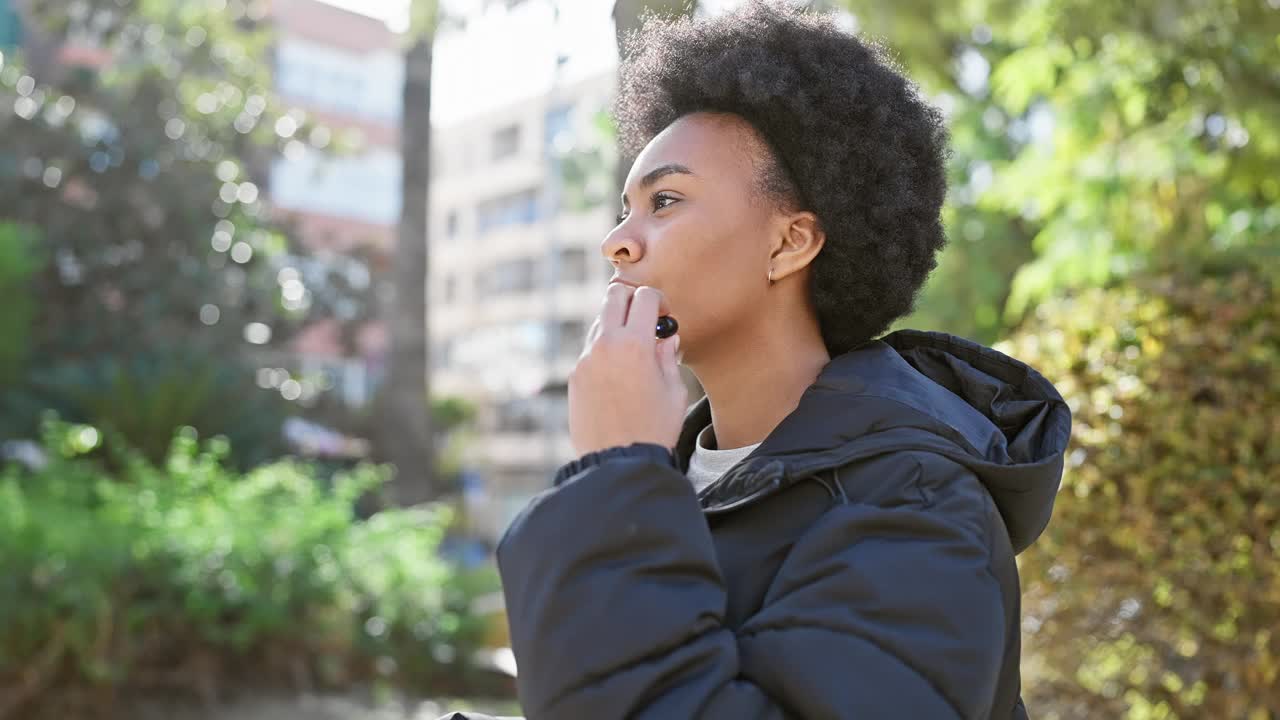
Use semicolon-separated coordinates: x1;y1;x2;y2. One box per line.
602;112;783;362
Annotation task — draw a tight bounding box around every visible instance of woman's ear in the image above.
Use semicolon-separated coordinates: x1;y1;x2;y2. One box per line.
769;211;825;283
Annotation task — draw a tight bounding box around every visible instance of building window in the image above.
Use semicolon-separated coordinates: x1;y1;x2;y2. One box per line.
459;142;473;174
544;104;573;156
433;338;453;370
446;210;459;239
557;318;587;357
480;258;537;296
558;247;588;285
476;188;541;234
299;356;371;409
443;274;457;303
492;124;520;162
493;397;541;433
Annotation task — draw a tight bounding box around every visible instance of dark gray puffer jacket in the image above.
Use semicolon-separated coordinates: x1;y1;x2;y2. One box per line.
494;330;1071;719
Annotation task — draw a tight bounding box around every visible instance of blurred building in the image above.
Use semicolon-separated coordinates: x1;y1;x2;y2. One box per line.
266;0;404;408
1;0;400;414
0;0;112;73
0;1;19;50
429;70;617;542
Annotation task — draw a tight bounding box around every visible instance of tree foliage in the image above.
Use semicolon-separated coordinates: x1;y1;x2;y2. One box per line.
1;0;289;357
838;1;1280;715
977;0;1280;317
848;0;1280;338
0;222;38;385
0;1;369;457
1000;258;1279;719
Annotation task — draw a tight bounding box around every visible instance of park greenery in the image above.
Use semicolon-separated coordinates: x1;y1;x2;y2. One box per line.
0;420;503;719
1;0;1276;717
854;0;1279;715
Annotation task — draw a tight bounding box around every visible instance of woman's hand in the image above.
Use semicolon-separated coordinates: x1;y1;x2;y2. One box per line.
568;283;688;458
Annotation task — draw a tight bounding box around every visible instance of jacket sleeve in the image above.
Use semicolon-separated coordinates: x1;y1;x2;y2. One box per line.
495;444;1006;719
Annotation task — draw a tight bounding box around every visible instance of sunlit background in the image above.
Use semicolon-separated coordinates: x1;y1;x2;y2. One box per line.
1;0;1277;718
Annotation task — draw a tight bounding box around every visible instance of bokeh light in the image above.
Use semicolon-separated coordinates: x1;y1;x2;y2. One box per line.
230;241;253;263
199;304;221;325
243;322;271;345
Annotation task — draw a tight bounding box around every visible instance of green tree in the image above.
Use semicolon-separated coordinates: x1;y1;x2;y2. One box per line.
0;1;364;460
980;0;1280;317
0;222;37;386
844;0;1280;335
821;0;1033;342
838;1;1280;716
1;1;288;358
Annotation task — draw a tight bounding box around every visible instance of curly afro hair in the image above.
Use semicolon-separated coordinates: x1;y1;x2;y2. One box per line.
614;1;950;355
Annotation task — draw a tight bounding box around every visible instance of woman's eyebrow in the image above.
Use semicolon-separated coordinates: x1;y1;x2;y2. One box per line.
640;163;695;189
620;163;696;207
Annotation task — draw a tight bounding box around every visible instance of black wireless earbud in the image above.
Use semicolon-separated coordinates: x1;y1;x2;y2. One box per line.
655;315;678;339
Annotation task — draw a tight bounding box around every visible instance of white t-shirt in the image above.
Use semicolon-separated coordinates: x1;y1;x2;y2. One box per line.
686;424;762;495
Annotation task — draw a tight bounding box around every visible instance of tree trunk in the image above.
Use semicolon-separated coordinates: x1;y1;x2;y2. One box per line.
375;34;435;506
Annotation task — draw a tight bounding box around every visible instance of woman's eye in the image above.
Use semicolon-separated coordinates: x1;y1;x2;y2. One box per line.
614;194;676;225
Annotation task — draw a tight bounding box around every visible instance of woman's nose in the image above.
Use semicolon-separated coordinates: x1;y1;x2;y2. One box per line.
601;228;642;266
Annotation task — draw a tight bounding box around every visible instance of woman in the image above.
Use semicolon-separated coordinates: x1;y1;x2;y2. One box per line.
485;3;1070;718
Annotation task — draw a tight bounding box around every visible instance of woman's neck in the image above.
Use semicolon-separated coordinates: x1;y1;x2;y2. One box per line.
687;301;831;451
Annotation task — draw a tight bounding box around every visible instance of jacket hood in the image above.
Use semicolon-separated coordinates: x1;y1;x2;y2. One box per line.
675;330;1072;554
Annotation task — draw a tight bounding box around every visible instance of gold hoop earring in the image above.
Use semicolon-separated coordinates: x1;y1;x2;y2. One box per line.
768;269;774;285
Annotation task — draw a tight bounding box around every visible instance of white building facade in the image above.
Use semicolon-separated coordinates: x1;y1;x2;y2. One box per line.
267;0;405;407
429;71;619;542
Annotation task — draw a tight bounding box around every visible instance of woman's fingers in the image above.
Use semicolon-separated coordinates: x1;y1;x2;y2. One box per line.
589;284;667;348
626;287;662;336
599;282;634;331
659;333;682;378
583;316;602;350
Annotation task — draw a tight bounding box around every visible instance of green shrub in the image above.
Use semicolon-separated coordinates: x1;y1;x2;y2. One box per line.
0;222;38;386
1001;260;1279;719
0;421;496;719
3;350;290;469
